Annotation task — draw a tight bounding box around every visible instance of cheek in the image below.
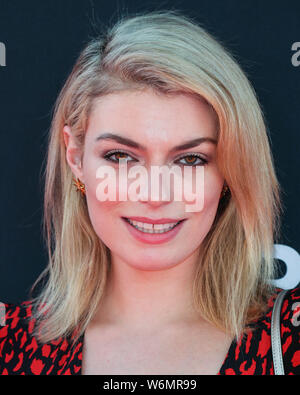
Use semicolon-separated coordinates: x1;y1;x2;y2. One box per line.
180;167;223;212
83;156;133;204
85;196;123;250
186;191;221;249
187;169;224;235
82;162;123;244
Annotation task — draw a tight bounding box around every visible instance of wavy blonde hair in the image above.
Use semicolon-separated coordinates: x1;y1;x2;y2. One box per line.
30;9;283;344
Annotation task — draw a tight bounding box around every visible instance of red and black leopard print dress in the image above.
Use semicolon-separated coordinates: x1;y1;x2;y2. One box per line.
0;287;299;375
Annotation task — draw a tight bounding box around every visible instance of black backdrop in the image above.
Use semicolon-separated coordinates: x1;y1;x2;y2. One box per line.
0;0;299;303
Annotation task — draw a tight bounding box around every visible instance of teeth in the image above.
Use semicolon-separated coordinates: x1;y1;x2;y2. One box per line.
127;219;180;233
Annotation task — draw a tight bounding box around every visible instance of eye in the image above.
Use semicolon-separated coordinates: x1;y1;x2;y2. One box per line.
102;150;208;166
175;153;208;166
103;149;137;164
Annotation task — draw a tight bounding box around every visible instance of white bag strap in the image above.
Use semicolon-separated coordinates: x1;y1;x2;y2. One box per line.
271;289;288;375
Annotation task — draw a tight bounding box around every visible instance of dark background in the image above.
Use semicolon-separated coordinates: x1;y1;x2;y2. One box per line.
0;0;299;303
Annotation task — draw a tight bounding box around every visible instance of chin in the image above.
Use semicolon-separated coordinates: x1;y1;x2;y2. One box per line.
122;250;185;271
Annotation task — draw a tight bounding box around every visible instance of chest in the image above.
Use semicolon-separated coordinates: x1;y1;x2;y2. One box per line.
81;325;233;375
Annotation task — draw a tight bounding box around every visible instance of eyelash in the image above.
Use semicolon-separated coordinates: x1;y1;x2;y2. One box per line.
102;149;208;166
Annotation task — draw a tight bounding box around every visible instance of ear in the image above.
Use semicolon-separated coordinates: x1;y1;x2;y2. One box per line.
63;125;85;182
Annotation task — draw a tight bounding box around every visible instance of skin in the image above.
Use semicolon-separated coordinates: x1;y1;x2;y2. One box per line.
63;88;231;374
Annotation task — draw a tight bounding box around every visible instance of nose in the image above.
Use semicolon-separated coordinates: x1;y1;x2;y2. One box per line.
140;197;170;208
137;166;174;208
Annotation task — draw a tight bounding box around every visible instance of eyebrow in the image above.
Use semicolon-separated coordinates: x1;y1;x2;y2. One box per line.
95;133;217;151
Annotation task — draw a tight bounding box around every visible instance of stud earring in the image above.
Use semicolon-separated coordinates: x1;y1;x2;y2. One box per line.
221;186;229;198
73;177;86;196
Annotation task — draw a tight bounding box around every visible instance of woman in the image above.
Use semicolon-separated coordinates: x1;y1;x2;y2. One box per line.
0;10;299;375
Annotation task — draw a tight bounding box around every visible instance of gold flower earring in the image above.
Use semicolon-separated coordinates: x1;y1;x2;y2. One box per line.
73;177;86;196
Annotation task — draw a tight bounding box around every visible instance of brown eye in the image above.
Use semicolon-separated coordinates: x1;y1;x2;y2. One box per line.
115;152;128;160
176;154;208;167
103;150;137;164
185;156;197;164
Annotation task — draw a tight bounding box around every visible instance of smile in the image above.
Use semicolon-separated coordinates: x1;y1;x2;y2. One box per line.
124;218;183;234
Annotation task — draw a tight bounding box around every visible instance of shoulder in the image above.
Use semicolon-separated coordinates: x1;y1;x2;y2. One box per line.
277;287;300;374
255;286;300;374
220;287;300;375
0;300;38;374
279;286;300;318
0;300;82;375
0;300;34;342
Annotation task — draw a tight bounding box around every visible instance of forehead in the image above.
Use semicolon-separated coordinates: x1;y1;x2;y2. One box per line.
87;89;218;145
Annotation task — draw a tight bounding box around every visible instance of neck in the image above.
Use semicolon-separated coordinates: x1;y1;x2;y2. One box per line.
93;251;202;330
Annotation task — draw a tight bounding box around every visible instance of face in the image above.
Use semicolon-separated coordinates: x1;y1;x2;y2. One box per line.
64;89;225;270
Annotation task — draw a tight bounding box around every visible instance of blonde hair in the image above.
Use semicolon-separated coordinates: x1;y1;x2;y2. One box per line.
30;9;282;344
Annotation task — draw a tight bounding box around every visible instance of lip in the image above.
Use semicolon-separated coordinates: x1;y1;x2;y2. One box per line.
122;217;186;245
124;216;184;224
